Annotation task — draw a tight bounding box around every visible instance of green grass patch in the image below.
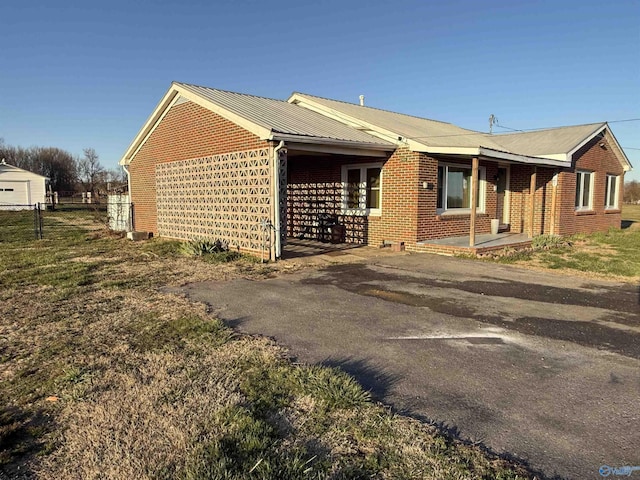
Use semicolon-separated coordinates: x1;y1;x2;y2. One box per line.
128;314;230;354
472;205;640;279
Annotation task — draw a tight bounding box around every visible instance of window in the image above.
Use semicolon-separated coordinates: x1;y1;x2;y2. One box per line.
342;164;382;215
605;174;619;209
437;163;485;213
575;170;594;210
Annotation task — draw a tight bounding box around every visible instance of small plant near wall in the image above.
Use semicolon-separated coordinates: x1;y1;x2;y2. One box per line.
531;234;572;250
180;238;228;256
179;238;243;263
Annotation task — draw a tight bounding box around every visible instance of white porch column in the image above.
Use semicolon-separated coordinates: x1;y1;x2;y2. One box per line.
528;166;537;237
469;157;479;247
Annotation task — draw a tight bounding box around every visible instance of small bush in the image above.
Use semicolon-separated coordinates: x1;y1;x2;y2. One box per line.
180;238;229;257
201;251;243;263
531;234;570;250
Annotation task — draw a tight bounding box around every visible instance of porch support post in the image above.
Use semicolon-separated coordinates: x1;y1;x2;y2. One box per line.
528;166;537;237
550;171;558;235
469;157;479;247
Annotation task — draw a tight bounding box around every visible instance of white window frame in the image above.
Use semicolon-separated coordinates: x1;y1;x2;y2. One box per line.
436;162;486;215
605;174;619;210
575;170;594;211
341;163;383;216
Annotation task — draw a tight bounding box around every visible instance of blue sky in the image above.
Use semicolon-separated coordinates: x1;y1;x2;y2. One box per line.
1;0;639;180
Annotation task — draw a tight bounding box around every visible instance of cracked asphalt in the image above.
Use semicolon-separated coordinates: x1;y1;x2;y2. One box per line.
174;253;640;480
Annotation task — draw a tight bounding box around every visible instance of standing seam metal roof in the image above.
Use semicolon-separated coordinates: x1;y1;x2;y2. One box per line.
290;93;609;156
289;92;511;150
176;83;393;146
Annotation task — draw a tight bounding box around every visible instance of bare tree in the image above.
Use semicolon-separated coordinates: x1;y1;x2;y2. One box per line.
0;141;78;192
624;180;640;203
77;148;105;195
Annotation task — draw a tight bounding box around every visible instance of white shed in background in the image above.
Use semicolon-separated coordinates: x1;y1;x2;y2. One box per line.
0;160;48;210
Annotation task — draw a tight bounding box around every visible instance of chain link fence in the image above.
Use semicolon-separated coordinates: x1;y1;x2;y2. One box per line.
0;202;132;243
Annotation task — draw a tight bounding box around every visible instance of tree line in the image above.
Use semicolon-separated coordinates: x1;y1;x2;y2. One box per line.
625;180;640;204
0;138;124;195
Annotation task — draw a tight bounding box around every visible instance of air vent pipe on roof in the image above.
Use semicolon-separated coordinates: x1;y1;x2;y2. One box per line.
359;95;365;106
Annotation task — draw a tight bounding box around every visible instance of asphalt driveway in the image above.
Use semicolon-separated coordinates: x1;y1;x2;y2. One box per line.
175;253;640;479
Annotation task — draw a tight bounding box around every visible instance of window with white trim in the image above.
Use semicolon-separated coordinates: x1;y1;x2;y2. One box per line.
341;164;382;215
605;174;619;209
436;163;485;213
575;170;594;210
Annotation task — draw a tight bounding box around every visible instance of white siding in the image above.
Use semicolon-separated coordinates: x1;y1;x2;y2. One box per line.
0;165;47;210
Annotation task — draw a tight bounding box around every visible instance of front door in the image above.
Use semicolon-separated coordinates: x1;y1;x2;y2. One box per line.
496;167;509;228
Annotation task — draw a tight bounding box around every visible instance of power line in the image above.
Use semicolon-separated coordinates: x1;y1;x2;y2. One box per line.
494;124;523;132
406;118;640;141
608;118;640;124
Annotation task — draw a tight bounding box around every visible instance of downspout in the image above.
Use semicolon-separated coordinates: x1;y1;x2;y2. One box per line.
122;163;133;231
122;164;132;198
272;141;286;259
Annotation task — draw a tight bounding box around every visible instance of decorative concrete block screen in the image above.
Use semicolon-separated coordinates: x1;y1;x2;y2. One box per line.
287;181;367;244
156;148;271;251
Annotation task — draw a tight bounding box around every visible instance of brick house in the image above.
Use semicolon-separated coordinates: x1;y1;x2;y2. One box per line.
120;82;632;259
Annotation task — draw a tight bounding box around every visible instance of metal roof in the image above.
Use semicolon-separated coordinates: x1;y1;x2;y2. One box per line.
289;94;616;160
289;92;510;151
176;83;393;147
490;123;606;156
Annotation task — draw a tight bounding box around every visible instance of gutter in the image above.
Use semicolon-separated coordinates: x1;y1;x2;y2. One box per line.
268;133;394;151
272;141;286;260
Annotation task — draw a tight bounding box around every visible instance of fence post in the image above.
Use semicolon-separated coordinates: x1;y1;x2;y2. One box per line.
37;203;43;239
33;204;39;240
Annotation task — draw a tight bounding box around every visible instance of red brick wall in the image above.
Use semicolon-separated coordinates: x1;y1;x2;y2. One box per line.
557;133;624;235
129;100;268;234
286;154;380;243
509;165;557;235
414;156;496;241
368;147;421;246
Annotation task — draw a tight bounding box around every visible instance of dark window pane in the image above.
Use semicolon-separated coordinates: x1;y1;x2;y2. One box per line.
447;167;471;208
437;166;444;209
609;176;616;206
366;168;381;209
367;168;380;188
582;173;591;208
347;169;361;208
575;173;582;207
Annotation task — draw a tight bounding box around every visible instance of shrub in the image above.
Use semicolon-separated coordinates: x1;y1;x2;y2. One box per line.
180;238;229;257
531;234;570;250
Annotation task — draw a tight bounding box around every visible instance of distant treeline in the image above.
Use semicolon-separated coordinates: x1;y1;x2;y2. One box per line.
625;180;640;203
0;139;124;194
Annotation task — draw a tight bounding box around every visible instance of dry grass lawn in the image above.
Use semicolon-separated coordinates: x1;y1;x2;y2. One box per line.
477;204;640;282
0;210;536;479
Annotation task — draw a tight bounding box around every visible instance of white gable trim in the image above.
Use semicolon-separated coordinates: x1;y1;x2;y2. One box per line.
602;128;632;172
566;124;606;161
120;83;273;166
288;94;405;146
563;124;631;171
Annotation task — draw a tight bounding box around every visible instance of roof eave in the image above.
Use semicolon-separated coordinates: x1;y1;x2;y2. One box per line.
269;132;393;150
408;140;570;167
